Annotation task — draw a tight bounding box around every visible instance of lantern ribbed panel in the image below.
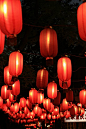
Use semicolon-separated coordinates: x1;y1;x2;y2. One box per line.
59;79;71;89
36;69;48;89
77;2;86;41
57;57;72;81
47;81;57;99
29;89;38;104
9;51;23;76
11;80;20;96
0;29;5;54
39;28;58;59
79;89;86;105
4;66;12;85
0;0;22;35
66;89;73;102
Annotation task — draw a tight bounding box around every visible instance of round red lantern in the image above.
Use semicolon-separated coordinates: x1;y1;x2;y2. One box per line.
40;113;46;120
0;29;5;54
20;97;26;108
11;80;20;96
47;114;51;120
37;92;44;104
8;51;23;76
52;115;56;119
13;103;19;113
27;112;30;118
66;89;73;102
4;66;13;85
39;27;58;60
57;57;72;81
0;0;22;36
77;2;86;41
61;98;69;111
26;98;32;109
65;110;71;119
0;96;3;107
1;85;10;99
36;68;48;89
29;89;38;104
59;79;71;89
47;81;57;99
79;89;86;105
53;107;59;115
52;91;61;106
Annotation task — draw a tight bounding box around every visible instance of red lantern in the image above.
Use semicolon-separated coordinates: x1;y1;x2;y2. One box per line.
33;105;42;117
79;89;86;105
13;103;19;113
47;81;57;99
11;80;20;96
6;99;11;107
8;51;23;76
59;79;71;89
52;115;56;119
53;107;59;115
39;27;58;60
52;91;61;106
57;57;72;81
66;89;73;102
30;111;35;119
24;106;29;115
0;0;22;36
27;112;30;118
57;114;60;119
47;114;51;120
1;85;10;99
4;66;13;85
20;97;26;108
0;29;5;54
49;103;54;113
44;99;51;111
36;68;48;89
61;98;69;111
26;98;32;109
80;108;85;116
2;104;7;112
9;93;14;102
10;104;14;112
40;113;46;120
29;89;38;104
77;2;86;41
0;97;3;107
37;92;44;104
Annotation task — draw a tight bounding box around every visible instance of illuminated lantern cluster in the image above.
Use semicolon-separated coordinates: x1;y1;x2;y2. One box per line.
47;81;57;99
77;2;86;41
39;27;58;60
8;51;23;76
0;0;22;36
36;68;48;89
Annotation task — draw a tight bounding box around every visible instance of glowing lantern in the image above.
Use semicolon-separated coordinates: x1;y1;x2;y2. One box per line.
57;57;72;81
13;103;19;113
79;89;86;105
0;97;3;107
52;91;61;106
70;105;78;117
10;104;14;112
57;114;60;119
24;106;29;115
66;89;73;102
44;99;51;111
61;98;69;111
30;111;35;119
1;85;10;99
47;81;57;99
40;113;46;120
36;68;48;89
47;114;51;120
33;105;42;117
39;27;58;60
26;98;32;109
27;112;30;118
49;103;54;113
37;92;44;104
52;115;56;119
0;0;22;36
4;66;13;85
0;29;5;54
2;104;7;112
80;108;85;116
11;80;20;96
20;97;26;108
59;79;71;89
29;89;38;104
77;2;86;41
53;107;59;115
6;99;11;107
9;93;14;102
65;110;71;119
8;51;23;76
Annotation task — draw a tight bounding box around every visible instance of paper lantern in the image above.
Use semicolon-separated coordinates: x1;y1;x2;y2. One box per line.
39;27;58;60
0;0;22;36
49;103;54;113
26;98;32;109
6;99;11;107
0;29;5;54
47;81;57;99
44;99;51;111
20;97;26;108
52;115;56;119
70;105;77;117
10;104;14;112
36;68;48;89
0;97;3;107
40;113;46;120
1;85;10;99
37;92;44;104
59;79;71;89
53;107;59;115
30;111;35;119
9;93;14;102
33;105;42;117
4;66;13;85
2;104;7;112
8;51;23;76
79;89;86;105
57;57;72;81
52;91;61;106
61;98;69;111
77;2;86;41
47;114;51;120
24;107;29;115
11;80;20;96
29;89;38;104
13;103;19;113
66;89;73;102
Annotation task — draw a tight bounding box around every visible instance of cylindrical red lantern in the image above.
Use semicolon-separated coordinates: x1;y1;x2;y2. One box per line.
33;105;42;117
37;92;44;104
4;66;13;85
29;89;38;104
49;103;54;113
52;115;56;119
1;85;10;99
61;98;69;112
13;103;19;113
44;99;51;111
47;114;51;120
77;2;86;41
70;105;77;117
0;0;22;36
47;81;57;99
8;51;23;76
39;27;58;60
0;96;3;107
79;89;86;105
59;79;71;89
20;97;26;108
6;99;11;107
36;68;48;89
53;107;59;115
11;80;20;96
52;91;61;106
26;98;32;109
10;104;14;112
57;57;72;81
66;89;73;102
9;93;14;102
0;29;5;54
